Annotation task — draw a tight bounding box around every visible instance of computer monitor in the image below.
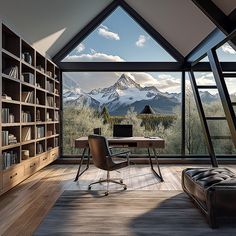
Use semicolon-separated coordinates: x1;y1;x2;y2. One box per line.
113;124;133;137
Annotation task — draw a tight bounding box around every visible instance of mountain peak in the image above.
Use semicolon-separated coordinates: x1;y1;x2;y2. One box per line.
114;73;141;90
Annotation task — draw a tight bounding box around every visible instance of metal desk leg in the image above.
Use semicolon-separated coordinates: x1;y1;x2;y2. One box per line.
148;148;163;182
74;148;90;181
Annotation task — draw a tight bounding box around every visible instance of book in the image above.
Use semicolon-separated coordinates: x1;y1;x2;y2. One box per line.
22;127;31;141
22;72;35;84
3;151;18;169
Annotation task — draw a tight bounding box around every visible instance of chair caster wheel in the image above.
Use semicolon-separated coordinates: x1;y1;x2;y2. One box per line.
88;186;91;190
105;191;109;196
124;186;127;190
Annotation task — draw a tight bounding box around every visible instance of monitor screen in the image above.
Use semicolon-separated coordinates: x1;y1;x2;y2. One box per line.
113;124;133;137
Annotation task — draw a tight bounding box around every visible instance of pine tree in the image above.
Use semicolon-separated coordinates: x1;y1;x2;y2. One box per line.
101;106;110;124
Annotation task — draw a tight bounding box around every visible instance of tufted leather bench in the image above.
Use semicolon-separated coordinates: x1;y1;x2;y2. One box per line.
182;168;236;228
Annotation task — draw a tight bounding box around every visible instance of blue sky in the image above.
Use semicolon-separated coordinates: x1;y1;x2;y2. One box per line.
64;6;175;62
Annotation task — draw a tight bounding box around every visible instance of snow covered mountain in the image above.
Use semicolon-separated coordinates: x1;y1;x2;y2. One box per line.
63;73;182;114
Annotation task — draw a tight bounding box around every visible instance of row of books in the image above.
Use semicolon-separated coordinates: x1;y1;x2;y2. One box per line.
46;81;54;93
3;66;18;79
22;111;32;122
21;72;35;85
2;131;17;146
36;126;45;139
36;142;44;154
46;96;54;107
2;108;15;123
22;91;34;103
3;151;18;169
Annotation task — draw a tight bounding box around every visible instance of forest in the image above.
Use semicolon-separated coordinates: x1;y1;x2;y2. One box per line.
63;89;236;156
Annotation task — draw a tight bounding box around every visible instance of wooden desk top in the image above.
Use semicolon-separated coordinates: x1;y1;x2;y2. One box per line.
75;136;165;149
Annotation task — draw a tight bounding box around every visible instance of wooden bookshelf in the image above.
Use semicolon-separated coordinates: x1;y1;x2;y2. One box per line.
0;23;61;195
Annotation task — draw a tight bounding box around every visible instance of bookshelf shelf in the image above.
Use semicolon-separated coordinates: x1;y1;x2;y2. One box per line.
2;143;21;150
0;23;61;195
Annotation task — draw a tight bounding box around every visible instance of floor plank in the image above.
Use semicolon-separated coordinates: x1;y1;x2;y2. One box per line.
0;164;235;235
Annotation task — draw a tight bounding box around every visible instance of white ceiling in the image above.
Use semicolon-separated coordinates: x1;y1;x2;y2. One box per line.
0;0;235;59
0;0;113;58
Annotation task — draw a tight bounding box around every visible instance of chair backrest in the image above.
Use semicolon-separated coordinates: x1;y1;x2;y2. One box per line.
88;135;111;170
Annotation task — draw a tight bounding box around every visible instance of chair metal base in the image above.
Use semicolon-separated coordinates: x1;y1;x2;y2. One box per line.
88;171;127;195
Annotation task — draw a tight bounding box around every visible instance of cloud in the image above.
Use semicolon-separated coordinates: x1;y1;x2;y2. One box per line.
221;43;236;54
136;35;149;47
126;72;181;93
63;52;125;62
75;43;85;53
97;25;120;40
63;72;121;92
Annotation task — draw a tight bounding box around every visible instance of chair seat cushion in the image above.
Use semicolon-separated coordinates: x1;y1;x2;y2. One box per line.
109;160;129;171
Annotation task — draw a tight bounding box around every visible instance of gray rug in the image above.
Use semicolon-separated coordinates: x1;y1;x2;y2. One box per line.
34;190;236;235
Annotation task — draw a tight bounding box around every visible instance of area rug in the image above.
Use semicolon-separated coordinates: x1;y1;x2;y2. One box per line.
34;190;236;235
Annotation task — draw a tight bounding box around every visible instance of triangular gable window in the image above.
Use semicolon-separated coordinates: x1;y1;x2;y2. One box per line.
62;7;176;62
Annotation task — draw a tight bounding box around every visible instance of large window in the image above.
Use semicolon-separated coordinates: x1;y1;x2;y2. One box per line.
63;72;182;155
185;71;236;155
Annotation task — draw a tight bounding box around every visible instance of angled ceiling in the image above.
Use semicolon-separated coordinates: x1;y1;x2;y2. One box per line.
0;0;235;58
0;0;113;57
212;0;236;15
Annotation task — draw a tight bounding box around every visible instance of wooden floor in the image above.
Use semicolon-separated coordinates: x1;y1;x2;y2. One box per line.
0;164;236;235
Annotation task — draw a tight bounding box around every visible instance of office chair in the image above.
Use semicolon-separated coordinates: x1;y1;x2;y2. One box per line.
88;134;130;195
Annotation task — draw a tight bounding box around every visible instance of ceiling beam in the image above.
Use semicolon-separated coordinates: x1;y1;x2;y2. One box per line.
58;61;236;72
53;0;119;63
192;0;235;35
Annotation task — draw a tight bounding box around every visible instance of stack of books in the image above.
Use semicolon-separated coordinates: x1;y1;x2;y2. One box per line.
2;94;12;100
46;96;54;107
22;72;35;85
3;66;18;79
3;151;18;169
2;108;15;123
36;126;45;139
46;81;54;93
22;91;34;103
22;111;32;122
2;131;17;146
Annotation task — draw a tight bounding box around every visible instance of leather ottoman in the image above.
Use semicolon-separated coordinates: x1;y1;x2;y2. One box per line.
182;168;236;228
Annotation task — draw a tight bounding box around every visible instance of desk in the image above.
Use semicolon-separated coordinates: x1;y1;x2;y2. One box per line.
74;136;165;182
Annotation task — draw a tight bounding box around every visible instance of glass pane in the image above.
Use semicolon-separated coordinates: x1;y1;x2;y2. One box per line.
194;71;215;86
62;7;176;62
216;41;236;62
63;72;181;155
185;73;207;154
225;77;236;102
